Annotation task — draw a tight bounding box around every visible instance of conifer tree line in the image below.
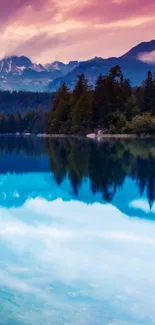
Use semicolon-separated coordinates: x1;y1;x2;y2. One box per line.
47;65;155;135
0;109;48;134
0;90;53;134
0;91;53;113
0;65;155;134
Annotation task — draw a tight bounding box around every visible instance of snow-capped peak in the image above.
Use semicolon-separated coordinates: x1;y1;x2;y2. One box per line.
30;63;45;72
52;62;61;70
0;56;32;75
45;61;65;71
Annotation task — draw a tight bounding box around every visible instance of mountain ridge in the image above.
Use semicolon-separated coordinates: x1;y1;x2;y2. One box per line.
120;39;155;60
0;40;155;92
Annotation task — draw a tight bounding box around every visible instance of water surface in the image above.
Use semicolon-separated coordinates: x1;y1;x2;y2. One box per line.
0;137;155;325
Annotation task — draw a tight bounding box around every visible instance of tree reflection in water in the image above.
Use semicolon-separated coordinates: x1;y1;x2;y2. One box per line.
0;136;155;207
46;138;155;207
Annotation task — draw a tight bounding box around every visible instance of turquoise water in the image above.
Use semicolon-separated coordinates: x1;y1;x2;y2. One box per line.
0;137;155;325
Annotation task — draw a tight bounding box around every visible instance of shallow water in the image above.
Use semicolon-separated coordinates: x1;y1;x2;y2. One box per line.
0;137;155;325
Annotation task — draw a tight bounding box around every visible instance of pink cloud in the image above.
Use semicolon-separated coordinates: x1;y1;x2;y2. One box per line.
64;0;155;24
0;0;154;63
0;0;46;24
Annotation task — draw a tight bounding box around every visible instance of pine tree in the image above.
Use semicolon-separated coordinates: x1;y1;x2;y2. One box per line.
109;65;122;81
92;74;106;128
0;113;6;133
124;94;139;121
15;112;23;133
71;74;93;133
71;91;93;133
142;71;155;113
48;83;70;134
71;74;88;106
92;66;125;129
108;65;126;113
7;114;16;133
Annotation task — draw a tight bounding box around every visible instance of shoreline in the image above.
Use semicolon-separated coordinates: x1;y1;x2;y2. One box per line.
0;133;155;139
86;134;155;139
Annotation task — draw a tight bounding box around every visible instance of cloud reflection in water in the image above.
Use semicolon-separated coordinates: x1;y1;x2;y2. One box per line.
0;197;155;324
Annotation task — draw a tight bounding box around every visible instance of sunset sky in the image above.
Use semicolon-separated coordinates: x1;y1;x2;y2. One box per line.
1;0;155;64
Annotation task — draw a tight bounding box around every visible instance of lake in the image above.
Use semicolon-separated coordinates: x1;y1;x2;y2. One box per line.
0;136;155;325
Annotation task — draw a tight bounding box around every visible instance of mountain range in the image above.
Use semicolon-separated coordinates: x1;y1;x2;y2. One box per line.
0;40;155;92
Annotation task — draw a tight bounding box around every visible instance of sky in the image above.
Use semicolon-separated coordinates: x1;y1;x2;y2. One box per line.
1;0;155;64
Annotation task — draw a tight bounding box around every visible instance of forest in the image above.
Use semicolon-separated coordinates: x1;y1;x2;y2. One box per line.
0;65;155;134
0;90;54;134
0;109;48;134
47;65;155;135
0;91;54;113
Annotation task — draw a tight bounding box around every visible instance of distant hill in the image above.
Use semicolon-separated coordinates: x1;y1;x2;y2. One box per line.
0;40;155;92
